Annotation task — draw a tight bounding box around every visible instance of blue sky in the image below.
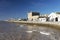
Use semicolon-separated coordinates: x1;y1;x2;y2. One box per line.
0;0;60;20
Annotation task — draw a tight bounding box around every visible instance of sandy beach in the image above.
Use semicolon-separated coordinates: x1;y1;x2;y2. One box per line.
8;21;60;30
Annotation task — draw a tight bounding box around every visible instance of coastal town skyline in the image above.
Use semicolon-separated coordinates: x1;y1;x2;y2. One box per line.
0;0;60;20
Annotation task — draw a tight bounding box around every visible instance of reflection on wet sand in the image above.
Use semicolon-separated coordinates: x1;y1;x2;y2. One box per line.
0;22;60;40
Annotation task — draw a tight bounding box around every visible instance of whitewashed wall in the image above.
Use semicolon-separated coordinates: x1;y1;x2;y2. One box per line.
48;12;60;22
39;18;46;22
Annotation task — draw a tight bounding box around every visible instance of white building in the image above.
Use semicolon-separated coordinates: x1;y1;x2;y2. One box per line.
39;18;46;22
28;12;48;22
28;12;40;21
48;12;60;22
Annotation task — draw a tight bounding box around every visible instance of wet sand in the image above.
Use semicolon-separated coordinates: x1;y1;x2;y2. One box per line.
9;21;60;30
0;21;60;40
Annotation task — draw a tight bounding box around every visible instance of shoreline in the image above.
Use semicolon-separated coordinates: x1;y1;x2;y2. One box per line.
8;21;60;30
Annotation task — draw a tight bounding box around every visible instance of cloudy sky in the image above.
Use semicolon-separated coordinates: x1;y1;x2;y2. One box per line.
0;0;60;20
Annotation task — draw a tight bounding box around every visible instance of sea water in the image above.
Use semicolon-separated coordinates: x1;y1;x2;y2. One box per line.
0;21;60;40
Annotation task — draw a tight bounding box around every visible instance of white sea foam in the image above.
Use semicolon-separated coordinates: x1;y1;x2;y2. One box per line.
40;31;51;35
26;31;32;33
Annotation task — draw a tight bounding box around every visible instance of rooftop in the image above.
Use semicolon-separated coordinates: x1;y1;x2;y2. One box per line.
56;12;60;14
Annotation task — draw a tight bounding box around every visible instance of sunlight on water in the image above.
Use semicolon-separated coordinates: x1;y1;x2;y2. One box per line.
20;25;24;27
0;21;60;40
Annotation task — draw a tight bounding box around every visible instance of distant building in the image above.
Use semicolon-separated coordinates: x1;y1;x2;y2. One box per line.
28;12;48;22
7;18;16;21
38;14;48;22
18;18;27;21
38;18;46;22
48;12;60;22
28;12;40;21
